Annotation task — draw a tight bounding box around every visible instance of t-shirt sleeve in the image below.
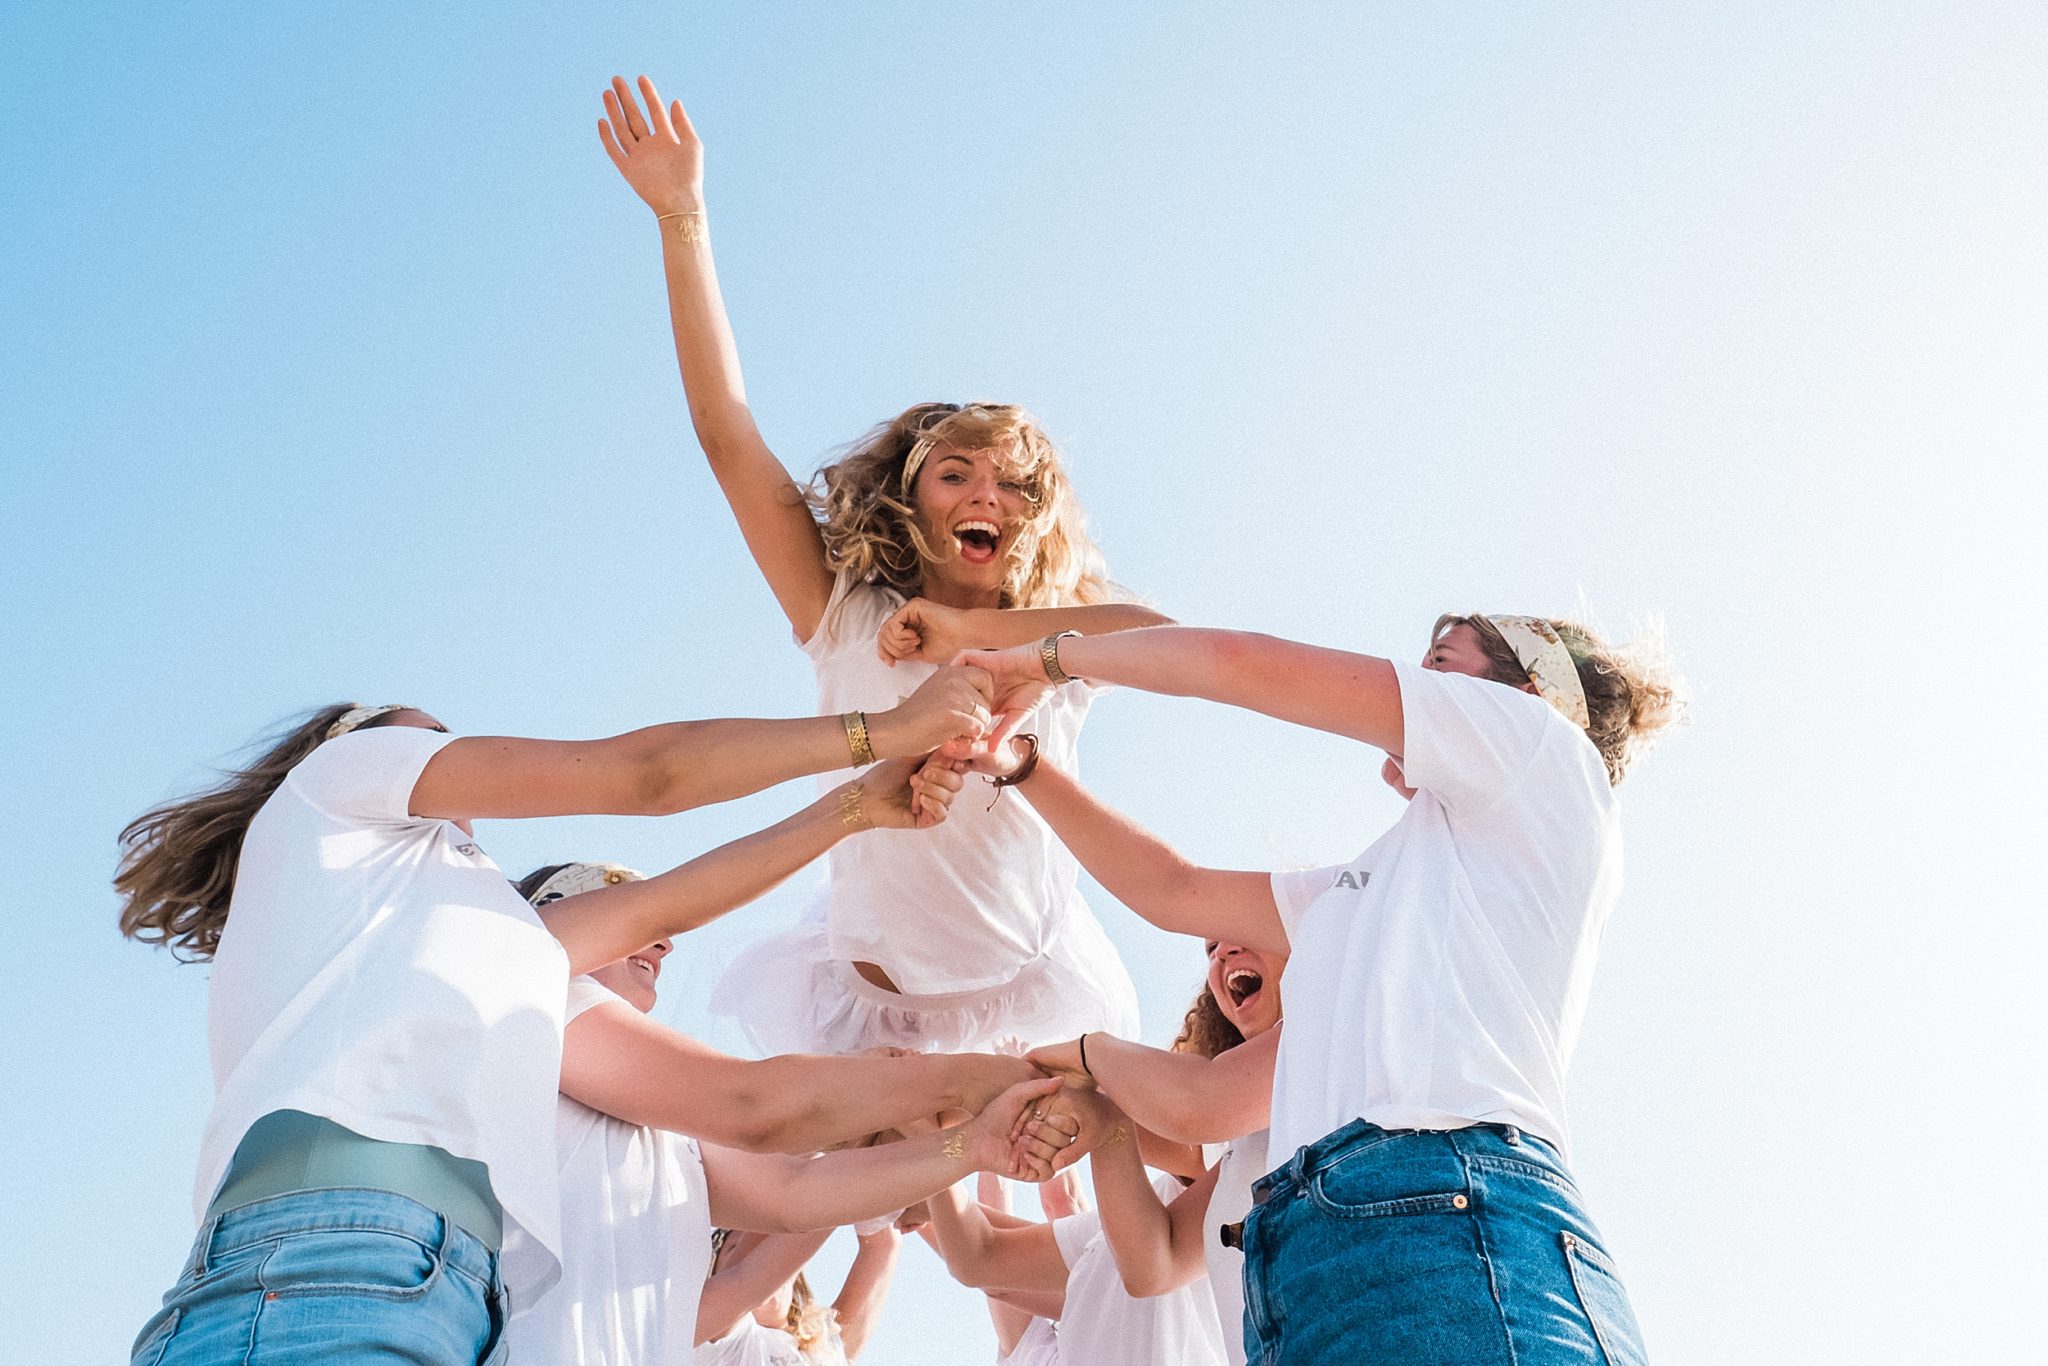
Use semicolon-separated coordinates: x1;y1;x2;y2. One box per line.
565;975;626;1024
285;726;455;827
1269;865;1345;941
1050;1207;1105;1270
797;572;898;659
1394;659;1551;812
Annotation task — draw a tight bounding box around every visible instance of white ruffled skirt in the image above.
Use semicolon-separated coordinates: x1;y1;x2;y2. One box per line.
710;894;1140;1057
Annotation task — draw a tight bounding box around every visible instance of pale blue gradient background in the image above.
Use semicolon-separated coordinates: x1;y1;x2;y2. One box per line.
4;4;2042;1362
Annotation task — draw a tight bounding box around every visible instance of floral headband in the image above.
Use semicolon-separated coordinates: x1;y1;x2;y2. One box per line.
326;703;411;740
1436;614;1590;729
522;861;645;908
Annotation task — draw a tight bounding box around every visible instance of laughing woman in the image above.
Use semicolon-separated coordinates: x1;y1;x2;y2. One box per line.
972;614;1682;1366
115;676;987;1366
598;74;1165;1058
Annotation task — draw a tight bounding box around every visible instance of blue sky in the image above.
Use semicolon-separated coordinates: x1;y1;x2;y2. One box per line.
4;4;2043;1362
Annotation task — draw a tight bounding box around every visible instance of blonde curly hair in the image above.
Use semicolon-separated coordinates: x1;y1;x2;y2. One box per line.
807;401;1113;615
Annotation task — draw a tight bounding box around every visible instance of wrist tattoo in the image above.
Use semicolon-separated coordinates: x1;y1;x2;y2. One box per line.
840;784;869;829
1104;1123;1128;1147
941;1132;965;1159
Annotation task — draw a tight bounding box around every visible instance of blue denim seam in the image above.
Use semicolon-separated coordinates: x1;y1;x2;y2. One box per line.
1561;1233;1625;1366
132;1308;182;1366
1463;1152;1584;1201
1462;1146;1523;1366
251;1234;447;1303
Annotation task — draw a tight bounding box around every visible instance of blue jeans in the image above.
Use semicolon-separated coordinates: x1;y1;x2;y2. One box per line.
130;1188;508;1366
1240;1121;1647;1366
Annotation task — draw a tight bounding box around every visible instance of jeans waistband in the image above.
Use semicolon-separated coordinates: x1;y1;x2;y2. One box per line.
1252;1118;1567;1207
189;1187;500;1292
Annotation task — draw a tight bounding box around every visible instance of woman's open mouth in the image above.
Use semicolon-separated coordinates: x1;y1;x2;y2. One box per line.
628;954;659;980
1224;967;1264;1011
954;520;1002;565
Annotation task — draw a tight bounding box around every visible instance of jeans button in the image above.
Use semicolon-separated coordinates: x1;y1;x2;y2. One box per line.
1451;1194;1469;1210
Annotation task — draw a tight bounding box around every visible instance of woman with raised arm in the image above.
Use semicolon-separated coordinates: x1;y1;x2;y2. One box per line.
116;675;989;1366
598;74;1163;1058
504;862;1044;1365
975;614;1682;1365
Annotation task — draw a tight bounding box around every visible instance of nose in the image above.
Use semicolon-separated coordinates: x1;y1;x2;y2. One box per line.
648;939;674;959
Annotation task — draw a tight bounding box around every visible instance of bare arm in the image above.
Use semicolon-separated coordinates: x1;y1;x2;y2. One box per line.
701;1077;1064;1233
600;75;833;638
961;626;1404;755
1024;1029;1279;1147
832;1229;901;1359
878;598;1176;668
1088;1118;1217;1297
411;663;992;823
919;1176;1072;1298
696;1228;830;1344
537;760;959;974
560;1001;1038;1152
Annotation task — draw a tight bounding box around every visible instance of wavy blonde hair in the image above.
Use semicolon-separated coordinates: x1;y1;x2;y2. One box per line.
115;703;409;961
1444;614;1687;785
783;1271;838;1358
807;402;1112;617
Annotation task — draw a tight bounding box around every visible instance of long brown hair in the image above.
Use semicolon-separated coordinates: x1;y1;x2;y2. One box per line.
807;401;1113;619
1170;985;1246;1060
115;704;405;961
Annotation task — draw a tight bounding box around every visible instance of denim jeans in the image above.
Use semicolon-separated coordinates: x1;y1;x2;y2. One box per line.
1239;1120;1647;1366
130;1188;508;1366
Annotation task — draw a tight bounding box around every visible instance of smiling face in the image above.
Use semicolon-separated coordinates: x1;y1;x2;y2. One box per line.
588;938;672;1014
909;444;1035;606
1206;940;1287;1039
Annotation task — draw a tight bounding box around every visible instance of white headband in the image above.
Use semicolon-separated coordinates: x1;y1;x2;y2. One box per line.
523;861;646;907
326;703;410;740
1484;615;1590;729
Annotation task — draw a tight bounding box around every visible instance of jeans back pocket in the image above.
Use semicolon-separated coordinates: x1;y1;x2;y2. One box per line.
1562;1231;1649;1366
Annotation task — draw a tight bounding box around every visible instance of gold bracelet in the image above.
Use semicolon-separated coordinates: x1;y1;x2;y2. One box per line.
842;710;876;766
655;209;707;243
1040;631;1079;685
839;784;870;830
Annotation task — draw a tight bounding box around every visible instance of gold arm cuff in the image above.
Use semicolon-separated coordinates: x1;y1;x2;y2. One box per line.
842;710;876;766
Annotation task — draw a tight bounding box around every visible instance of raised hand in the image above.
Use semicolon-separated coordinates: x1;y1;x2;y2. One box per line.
877;597;972;667
597;74;704;216
1023;1035;1091;1087
871;665;995;757
1009;1083;1111;1175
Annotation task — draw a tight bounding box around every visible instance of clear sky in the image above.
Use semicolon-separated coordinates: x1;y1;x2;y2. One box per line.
4;4;2042;1363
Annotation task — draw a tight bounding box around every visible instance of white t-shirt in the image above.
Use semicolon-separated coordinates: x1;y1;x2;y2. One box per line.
802;576;1097;995
997;1316;1059;1366
1268;661;1621;1163
505;978;714;1364
1201;1130;1267;1366
198;727;572;1302
1050;1180;1228;1366
697;1317;806;1366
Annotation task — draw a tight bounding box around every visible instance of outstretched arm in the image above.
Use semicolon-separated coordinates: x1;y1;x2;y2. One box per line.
600;74;833;639
878;598;1176;667
1088;1113;1218;1298
696;1228;831;1345
537;757;961;973
919;1174;1072;1299
961;626;1404;754
411;664;994;823
701;1078;1066;1233
1023;1029;1279;1147
560;1002;1038;1153
832;1228;901;1359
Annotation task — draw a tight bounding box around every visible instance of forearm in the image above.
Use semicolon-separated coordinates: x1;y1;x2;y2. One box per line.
833;1233;901;1359
696;1228;830;1344
1089;1122;1200;1297
768;1128;991;1233
1086;1032;1275;1145
652;203;771;466
957;603;1174;650
543;789;850;973
734;1052;1031;1154
636;714;898;813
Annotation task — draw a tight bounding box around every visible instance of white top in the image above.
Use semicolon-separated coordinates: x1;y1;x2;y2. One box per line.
997;1316;1059;1366
697;1317;806;1366
1267;661;1621;1162
802;575;1097;995
1201;1130;1268;1366
198;726;571;1302
504;978;714;1365
1050;1179;1228;1366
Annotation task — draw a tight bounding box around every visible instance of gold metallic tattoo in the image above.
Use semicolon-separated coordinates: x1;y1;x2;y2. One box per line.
840;785;869;829
655;210;707;244
941;1132;965;1159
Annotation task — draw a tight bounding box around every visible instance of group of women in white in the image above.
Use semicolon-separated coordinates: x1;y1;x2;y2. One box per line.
117;74;1684;1366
